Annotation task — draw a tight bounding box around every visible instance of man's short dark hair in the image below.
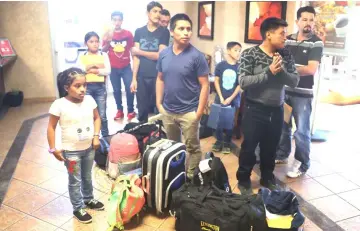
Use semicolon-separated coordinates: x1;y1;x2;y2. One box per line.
147;1;163;12
297;6;316;20
111;11;123;20
160;9;170;17
260;17;288;40
227;42;242;50
170;13;192;31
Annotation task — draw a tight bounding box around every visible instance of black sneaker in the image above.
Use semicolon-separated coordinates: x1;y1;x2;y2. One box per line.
212;141;223;152
73;209;92;223
260;178;281;191
85;199;105;210
222;143;231;154
237;181;253;195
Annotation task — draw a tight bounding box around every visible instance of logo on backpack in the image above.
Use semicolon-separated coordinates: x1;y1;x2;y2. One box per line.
200;221;220;231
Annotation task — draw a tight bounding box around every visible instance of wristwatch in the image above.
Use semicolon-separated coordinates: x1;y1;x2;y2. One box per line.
48;148;56;154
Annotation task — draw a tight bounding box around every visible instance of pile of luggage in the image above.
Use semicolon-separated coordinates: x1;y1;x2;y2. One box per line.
94;119;305;231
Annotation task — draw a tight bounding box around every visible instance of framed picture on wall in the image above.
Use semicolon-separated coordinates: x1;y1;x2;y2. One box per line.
198;1;215;40
244;1;287;44
0;38;16;57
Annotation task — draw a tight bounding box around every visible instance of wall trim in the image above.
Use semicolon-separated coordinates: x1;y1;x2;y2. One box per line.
23;97;56;104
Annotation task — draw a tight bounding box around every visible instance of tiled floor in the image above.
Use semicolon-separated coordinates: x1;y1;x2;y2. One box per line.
0;94;360;230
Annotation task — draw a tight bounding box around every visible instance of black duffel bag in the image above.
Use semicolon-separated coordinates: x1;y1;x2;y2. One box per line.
171;183;267;231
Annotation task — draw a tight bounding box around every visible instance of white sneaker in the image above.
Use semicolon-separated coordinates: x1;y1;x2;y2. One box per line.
287;160;305;178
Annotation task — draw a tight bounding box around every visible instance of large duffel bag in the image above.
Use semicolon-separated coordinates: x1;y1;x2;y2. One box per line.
170;183;267;231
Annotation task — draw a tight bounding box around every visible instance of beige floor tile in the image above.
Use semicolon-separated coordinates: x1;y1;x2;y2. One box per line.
5;215;57;231
5;186;58;214
306;161;335;178
141;212;167;229
38;174;69;195
20;142;66;172
339;189;360;210
288;178;333;201
13;159;61;185
158;216;175;230
0;205;26;230
310;195;360;222
314;173;359;194
3;179;34;203
337;216;360;231
33;196;73;227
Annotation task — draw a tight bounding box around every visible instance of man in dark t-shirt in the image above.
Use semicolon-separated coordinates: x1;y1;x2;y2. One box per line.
276;6;324;179
131;1;170;123
156;14;209;179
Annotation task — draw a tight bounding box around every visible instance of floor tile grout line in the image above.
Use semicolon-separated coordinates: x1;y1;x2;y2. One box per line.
4;177;65;205
2;202;63;229
312;176;360;199
335;214;360;223
307;192;360;214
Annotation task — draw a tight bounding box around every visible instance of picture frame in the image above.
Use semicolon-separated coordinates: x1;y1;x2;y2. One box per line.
0;38;16;57
244;1;287;44
198;1;215;40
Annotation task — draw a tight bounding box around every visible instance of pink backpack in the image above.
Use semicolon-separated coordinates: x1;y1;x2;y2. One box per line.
107;133;141;179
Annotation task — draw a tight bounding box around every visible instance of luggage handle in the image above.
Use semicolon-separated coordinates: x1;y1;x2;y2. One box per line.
142;175;150;194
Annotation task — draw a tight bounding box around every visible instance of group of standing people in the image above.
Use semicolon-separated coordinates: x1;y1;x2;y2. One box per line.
46;1;334;223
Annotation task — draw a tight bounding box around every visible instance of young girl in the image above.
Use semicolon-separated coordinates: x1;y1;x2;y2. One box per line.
47;67;104;223
77;31;111;137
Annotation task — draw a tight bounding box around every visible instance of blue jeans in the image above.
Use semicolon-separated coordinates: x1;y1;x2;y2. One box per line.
276;94;313;172
86;83;109;136
62;147;95;212
110;65;134;113
214;95;234;143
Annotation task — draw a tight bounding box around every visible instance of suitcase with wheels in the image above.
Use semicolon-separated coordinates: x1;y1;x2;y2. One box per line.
142;139;186;213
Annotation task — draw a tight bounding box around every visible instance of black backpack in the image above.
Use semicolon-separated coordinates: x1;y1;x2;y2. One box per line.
192;152;232;193
94;136;112;169
171;183;267;231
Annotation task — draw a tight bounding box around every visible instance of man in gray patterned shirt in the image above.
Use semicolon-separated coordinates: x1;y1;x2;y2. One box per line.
236;17;299;195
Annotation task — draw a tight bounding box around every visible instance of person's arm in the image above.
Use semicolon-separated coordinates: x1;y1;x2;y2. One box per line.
279;61;300;88
92;108;101;150
97;53;111;76
47;102;65;161
195;53;210;119
214;76;224;102
297;61;320;76
102;40;111;53
197;76;210;119
101;29;113;52
227;86;242;102
47;115;59;152
156;72;165;111
238;51;272;89
321;90;360;106
297;40;323;76
130;42;140;93
156;51;165;111
132;44;167;60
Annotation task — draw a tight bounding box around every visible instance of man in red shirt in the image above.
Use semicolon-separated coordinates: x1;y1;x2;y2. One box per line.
102;11;136;120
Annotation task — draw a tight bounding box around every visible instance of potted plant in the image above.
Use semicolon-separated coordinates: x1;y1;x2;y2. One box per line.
3;89;24;107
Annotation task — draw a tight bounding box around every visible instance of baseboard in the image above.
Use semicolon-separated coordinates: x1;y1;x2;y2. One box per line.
23;97;56;104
